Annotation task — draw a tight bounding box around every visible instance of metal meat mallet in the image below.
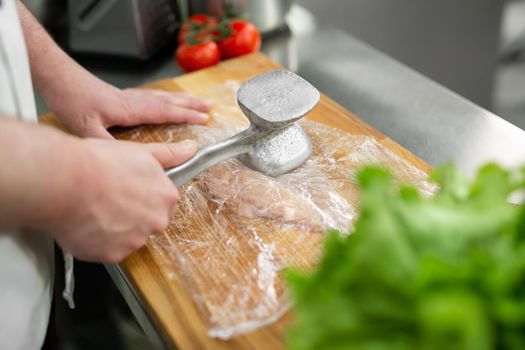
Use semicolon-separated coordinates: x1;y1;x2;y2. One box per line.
165;70;320;186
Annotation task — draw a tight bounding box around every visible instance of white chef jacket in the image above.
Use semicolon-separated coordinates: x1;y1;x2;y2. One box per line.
0;0;54;349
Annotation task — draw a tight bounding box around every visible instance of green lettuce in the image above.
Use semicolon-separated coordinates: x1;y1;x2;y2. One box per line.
287;164;525;350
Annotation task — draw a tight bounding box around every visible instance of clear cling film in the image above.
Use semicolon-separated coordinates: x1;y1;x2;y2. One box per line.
115;81;435;339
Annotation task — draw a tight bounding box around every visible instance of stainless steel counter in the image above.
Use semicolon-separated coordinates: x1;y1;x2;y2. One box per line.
40;5;525;347
293;29;525;175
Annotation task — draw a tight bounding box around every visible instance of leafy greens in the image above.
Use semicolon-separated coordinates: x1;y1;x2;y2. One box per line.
288;164;525;350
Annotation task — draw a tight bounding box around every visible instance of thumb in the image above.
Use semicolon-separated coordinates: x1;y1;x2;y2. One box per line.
141;140;197;168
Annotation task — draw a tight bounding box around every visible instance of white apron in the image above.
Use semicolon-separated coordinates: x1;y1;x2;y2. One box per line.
0;1;54;349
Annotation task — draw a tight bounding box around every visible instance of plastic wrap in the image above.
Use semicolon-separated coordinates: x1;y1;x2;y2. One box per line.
116;81;435;339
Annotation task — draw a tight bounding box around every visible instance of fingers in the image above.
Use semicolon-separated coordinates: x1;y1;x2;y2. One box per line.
141;140;197;168
170;106;211;124
122;89;212;126
167;92;212;113
146;89;213;112
84;125;114;140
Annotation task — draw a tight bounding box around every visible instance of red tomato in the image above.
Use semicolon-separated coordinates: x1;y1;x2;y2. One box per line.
178;28;191;44
175;40;221;72
217;20;261;59
187;14;216;23
178;14;219;44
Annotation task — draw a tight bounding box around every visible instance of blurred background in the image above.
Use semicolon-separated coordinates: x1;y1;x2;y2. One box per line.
298;0;522;128
22;0;525;349
24;0;525;130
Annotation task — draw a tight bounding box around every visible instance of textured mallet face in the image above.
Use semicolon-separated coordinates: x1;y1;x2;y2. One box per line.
239;124;313;176
237;70;320;130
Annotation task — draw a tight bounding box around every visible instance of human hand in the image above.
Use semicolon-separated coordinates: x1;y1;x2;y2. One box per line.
44;78;212;139
42;137;197;263
19;1;211;139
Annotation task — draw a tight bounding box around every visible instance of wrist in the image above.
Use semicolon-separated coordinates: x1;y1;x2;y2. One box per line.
39;63;121;135
26;127;86;233
0;119;83;232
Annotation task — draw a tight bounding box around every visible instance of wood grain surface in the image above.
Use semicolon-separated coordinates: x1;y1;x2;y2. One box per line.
39;52;430;350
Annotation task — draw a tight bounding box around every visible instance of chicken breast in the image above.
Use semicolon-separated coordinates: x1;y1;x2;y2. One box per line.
201;161;329;231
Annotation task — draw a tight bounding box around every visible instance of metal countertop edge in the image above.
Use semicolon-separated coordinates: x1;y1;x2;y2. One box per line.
105;264;170;349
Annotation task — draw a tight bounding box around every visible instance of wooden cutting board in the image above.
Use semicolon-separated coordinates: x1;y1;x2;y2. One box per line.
40;52;430;350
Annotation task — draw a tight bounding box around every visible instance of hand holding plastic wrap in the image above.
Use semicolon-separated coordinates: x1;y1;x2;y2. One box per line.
116;81;435;339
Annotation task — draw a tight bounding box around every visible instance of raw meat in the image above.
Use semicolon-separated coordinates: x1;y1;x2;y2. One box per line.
201;161;328;231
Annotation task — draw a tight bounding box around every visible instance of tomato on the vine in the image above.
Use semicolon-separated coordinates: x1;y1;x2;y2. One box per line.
175;40;221;72
175;15;261;72
178;14;219;44
186;14;217;25
217;20;261;59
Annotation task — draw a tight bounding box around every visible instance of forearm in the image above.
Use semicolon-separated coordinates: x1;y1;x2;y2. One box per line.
0;117;78;231
17;1;211;139
16;2;117;111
